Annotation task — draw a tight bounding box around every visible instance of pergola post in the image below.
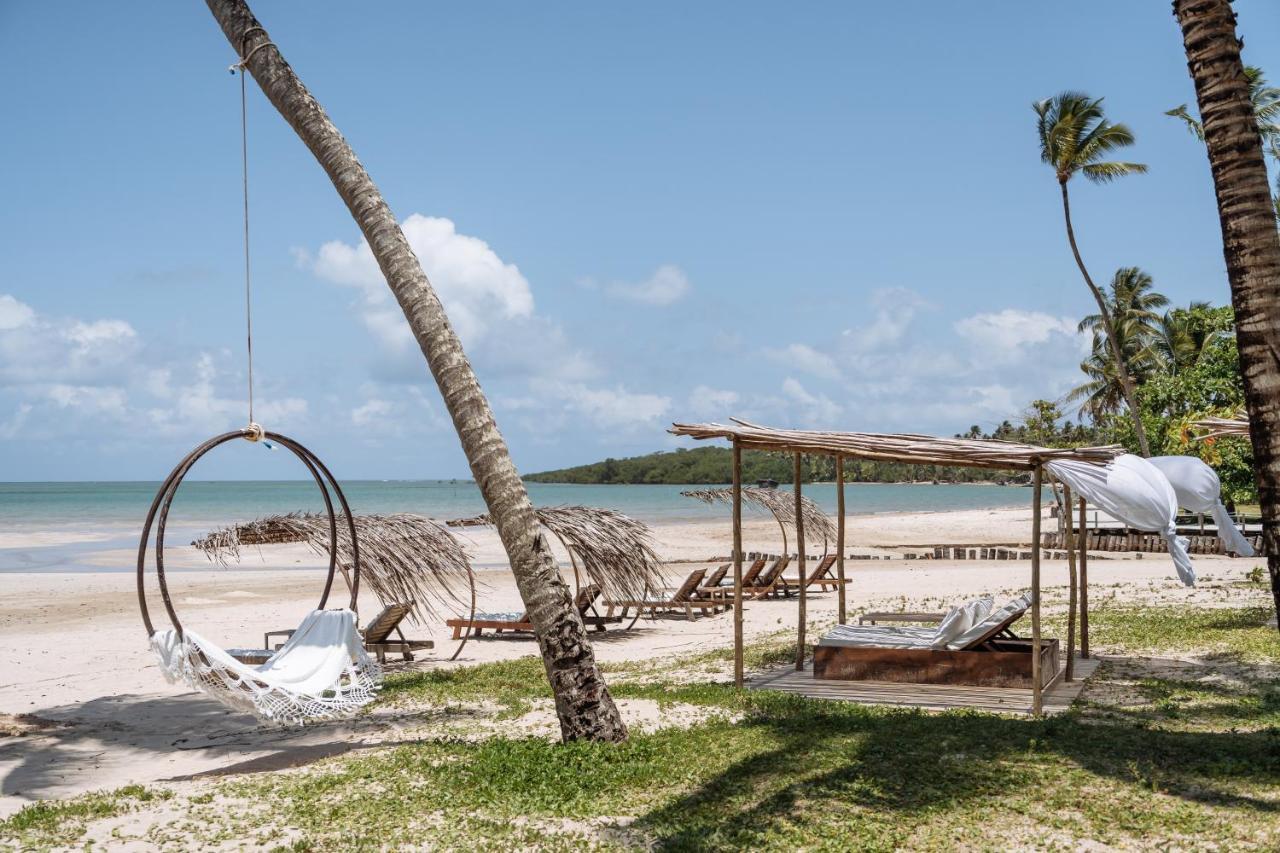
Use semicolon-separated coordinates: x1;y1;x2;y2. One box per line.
794;453;807;671
732;440;744;688
1031;463;1043;716
1064;483;1077;682
835;455;847;625
1078;496;1090;659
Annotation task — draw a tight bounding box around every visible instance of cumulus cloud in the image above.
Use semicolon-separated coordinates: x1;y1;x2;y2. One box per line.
954;309;1084;354
0;295;307;444
599;265;691;306
844;287;932;352
302;214;535;347
781;377;841;425
768;343;841;380
688;385;740;418
534;380;671;430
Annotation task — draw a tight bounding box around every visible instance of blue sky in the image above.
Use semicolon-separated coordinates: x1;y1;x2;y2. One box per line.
2;1;1278;481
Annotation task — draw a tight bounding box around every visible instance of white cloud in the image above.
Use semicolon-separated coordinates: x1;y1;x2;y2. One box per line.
781;377;841;425
603;265;690;306
688;385;740;418
0;295;35;331
537;380;671;430
954;309;1082;353
768;343;840;380
844;287;931;352
303;214;534;346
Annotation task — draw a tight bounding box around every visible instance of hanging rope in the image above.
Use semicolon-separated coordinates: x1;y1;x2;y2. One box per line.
229;28;275;440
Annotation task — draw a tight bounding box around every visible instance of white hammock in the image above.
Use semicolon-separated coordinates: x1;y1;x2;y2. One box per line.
150;608;382;724
1047;454;1196;587
1147;455;1255;557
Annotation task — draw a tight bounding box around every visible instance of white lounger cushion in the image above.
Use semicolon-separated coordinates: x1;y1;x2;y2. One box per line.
818;624;936;649
930;596;994;648
945;592;1033;651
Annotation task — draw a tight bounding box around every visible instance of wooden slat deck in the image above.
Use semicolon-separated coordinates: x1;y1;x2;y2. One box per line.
749;657;1100;716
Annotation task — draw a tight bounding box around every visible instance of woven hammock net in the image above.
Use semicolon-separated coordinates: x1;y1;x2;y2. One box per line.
149;608;382;725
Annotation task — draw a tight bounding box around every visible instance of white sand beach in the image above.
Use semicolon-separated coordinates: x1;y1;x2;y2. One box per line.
0;505;1252;817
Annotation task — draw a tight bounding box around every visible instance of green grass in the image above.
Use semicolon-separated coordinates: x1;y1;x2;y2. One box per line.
0;785;168;849
1044;603;1280;662
7;604;1279;850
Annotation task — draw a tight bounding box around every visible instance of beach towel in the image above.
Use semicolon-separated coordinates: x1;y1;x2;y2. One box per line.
1047;454;1195;586
1148;455;1254;557
150;608;381;724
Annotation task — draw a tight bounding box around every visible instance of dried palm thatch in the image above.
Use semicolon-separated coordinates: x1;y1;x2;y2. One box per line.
681;487;836;553
192;513;472;623
670;418;1122;471
447;506;663;602
1191;415;1250;440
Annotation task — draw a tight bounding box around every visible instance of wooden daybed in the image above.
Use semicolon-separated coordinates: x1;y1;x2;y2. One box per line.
812;594;1060;689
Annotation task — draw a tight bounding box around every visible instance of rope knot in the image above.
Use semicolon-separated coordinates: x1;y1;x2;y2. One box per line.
244;422;266;443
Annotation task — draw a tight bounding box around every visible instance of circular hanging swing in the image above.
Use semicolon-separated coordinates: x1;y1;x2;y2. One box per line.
136;426;361;640
135;42;382;725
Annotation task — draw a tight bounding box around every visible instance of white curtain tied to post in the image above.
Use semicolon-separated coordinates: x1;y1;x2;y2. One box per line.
1147;455;1255;557
150;608;381;725
1046;454;1196;586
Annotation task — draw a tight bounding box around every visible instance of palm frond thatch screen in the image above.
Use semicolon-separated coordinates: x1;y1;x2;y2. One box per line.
681;486;836;552
447;506;664;602
192;512;472;623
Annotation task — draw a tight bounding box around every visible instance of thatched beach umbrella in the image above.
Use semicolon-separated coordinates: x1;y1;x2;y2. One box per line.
447;505;665;603
192;512;473;624
681;486;836;555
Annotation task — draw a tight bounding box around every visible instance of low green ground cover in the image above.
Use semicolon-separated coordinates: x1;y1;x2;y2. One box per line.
4;604;1277;851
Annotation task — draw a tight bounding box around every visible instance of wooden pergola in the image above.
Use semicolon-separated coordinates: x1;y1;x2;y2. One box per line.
670;419;1124;715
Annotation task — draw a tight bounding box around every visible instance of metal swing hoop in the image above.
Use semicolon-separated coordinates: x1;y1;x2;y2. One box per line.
137;427;360;639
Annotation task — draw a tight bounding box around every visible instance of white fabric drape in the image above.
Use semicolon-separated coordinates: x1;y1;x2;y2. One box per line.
150;608;381;724
1147;455;1254;557
1046;454;1195;586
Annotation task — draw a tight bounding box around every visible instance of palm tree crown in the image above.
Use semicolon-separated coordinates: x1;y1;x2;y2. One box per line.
1035;92;1149;185
1078;267;1168;339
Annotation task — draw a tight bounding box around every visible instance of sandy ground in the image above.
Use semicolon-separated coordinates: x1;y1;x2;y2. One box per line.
0;506;1256;816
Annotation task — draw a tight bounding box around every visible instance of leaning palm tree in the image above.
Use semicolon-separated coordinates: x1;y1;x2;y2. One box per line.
205;0;626;741
1173;0;1280;631
1035;93;1152;455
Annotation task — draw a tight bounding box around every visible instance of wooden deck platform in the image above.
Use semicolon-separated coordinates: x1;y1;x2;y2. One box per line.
749;656;1100;716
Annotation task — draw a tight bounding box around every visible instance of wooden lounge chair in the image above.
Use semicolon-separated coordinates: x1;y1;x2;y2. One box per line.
263;601;434;663
713;557;767;589
742;555;792;599
813;593;1059;688
699;564;730;591
445;584;621;639
776;554;844;596
857;610;947;626
604;568;731;620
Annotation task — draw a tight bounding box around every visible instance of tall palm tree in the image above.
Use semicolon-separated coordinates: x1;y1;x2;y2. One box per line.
1035;93;1152;455
1077;266;1168;349
1153;301;1215;374
1168;64;1280;225
1173;0;1280;631
1067;322;1156;422
205;0;627;741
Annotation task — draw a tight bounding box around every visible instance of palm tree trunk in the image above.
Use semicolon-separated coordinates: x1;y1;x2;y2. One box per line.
1174;0;1280;630
1059;182;1152;457
205;0;627;739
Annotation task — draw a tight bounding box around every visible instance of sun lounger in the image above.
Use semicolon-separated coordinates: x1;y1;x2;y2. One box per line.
263;600;435;663
446;584;621;639
742;555;792;599
699;564;729;590
813;593;1060;688
713;557;767;589
604;568;731;620
776;554;845;596
857;611;947;625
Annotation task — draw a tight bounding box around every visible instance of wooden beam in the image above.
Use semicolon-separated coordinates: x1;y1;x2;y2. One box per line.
836;455;847;625
1079;496;1090;659
732;440;744;688
795;453;807;671
1064;484;1077;681
1031;464;1043;716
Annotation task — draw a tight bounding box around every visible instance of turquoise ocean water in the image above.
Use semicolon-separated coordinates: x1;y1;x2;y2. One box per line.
0;480;1032;572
